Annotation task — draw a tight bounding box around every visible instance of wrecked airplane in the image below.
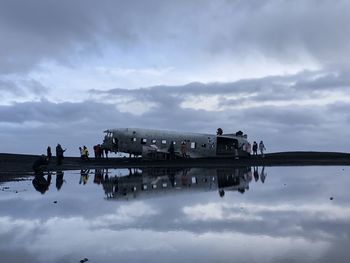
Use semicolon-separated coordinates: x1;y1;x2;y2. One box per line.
101;128;250;159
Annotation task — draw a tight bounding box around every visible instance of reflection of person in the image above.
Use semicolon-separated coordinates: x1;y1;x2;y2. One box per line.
32;172;52;194
56;171;64;190
94;169;103;184
246;167;253;182
219;189;225;197
253;167;259;182
79;169;90;185
260;167;267;183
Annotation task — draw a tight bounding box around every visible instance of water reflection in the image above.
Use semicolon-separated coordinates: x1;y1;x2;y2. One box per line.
102;166;265;200
79;169;90;185
3;166;350;263
32;172;52;194
29;166;269;199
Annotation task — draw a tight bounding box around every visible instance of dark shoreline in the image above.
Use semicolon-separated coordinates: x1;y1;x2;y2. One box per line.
1;151;350;174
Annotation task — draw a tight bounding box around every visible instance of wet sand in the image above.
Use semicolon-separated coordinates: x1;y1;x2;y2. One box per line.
1;151;350;175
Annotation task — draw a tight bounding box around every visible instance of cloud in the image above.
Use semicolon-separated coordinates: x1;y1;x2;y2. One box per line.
1;0;349;74
1;67;350;154
0;78;48;100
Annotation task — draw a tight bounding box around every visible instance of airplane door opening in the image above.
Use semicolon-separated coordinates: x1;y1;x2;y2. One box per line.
216;137;238;155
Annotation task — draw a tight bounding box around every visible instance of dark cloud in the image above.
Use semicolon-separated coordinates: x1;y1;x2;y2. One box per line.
90;68;350;106
1;0;350;73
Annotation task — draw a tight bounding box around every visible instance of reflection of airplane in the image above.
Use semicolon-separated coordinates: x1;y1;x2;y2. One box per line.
102;167;255;200
101;128;250;159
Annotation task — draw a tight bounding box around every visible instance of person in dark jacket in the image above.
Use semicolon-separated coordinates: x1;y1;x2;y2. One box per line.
47;146;52;160
252;141;258;155
32;155;49;174
56;144;66;165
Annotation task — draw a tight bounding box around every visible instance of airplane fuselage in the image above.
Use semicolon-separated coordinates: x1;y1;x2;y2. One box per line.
102;128;249;159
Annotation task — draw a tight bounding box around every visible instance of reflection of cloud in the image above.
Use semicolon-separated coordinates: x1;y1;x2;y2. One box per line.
183;203;263;221
0;214;330;263
183;202;350;222
92;201;159;227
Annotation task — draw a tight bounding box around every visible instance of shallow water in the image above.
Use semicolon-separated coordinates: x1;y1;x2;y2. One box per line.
0;166;350;263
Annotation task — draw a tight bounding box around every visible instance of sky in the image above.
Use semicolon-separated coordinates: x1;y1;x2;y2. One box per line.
1;0;350;156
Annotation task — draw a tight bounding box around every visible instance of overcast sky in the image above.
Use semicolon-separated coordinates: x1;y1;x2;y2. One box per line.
1;0;350;156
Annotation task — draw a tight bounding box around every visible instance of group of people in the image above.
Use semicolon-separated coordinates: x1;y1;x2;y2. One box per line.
93;144;108;159
244;140;266;157
253;141;266;157
79;146;90;160
252;141;266;156
78;145;109;160
33;143;66;173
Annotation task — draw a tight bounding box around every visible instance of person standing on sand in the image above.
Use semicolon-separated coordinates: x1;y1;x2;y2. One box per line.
259;141;266;157
82;146;89;160
47;146;52;160
56;144;66;165
79;147;84;159
252;141;258;155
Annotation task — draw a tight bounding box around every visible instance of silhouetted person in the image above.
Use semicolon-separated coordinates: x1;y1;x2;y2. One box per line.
180;141;188;158
168;142;175;160
79;147;83;159
93;145;98;159
56;171;64;191
56;144;66;165
32;155;49;174
104;148;109;159
252;141;258;155
47;146;52;160
217;128;223;135
32;172;52;194
219;189;225;198
98;144;103;158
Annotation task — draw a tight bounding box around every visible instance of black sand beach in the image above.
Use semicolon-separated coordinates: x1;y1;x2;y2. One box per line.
1;151;350;174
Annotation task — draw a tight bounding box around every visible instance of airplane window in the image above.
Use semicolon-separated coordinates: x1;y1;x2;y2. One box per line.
142;184;148;190
190;142;196;149
151;139;157;144
152;184;157;189
161;140;167;144
162;183;167;188
131;137;137;142
141;138;147;144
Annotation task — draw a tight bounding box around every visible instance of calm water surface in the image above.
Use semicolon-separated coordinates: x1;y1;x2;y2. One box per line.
0;166;349;263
